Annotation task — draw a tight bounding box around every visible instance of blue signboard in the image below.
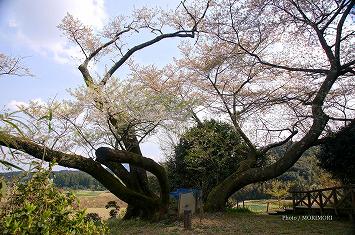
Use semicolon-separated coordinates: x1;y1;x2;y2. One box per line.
169;188;202;199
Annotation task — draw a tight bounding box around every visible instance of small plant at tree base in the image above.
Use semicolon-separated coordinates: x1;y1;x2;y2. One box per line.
0;163;108;234
265;179;291;208
105;200;120;219
85;213;102;223
109;209;118;219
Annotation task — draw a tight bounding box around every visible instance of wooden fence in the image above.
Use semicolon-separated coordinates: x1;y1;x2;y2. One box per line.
290;185;355;215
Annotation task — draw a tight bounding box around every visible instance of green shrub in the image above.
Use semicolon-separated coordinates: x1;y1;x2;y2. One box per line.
0;164;108;234
225;207;253;214
167;120;248;201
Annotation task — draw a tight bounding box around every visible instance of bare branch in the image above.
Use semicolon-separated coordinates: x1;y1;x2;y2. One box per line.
100;30;196;86
237;44;329;74
260;129;299;154
0;54;33;77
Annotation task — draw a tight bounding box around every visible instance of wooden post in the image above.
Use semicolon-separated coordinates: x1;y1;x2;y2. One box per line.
236;200;239;208
243;200;245;208
319;191;324;215
307;192;311;209
199;205;203;223
266;202;270;213
351;187;355;212
184;209;192;230
351;188;355;235
333;189;339;215
198;197;203;223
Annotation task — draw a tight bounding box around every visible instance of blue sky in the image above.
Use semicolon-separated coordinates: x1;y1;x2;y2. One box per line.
0;0;185;163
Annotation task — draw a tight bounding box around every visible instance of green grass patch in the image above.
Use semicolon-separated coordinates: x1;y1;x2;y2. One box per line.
240;199;292;213
226;207;253;214
71;190;106;197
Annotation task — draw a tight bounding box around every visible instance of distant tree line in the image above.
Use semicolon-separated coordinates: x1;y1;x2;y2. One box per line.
0;170;106;190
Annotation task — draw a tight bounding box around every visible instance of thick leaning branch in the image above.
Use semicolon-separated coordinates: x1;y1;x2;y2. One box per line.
95;147;169;206
0;132;159;209
97;159;133;187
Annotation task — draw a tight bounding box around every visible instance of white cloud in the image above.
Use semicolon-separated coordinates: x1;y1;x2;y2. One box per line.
7;19;17;28
7;0;108;64
7;98;45;111
7;100;29;111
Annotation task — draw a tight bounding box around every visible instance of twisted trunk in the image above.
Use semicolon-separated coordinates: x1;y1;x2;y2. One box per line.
121;134;157;219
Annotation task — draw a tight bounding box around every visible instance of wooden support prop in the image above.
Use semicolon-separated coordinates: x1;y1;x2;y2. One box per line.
307;192;311;209
184;209;192;230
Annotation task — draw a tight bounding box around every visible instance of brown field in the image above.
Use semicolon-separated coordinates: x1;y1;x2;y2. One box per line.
74;190;126;220
75;191;127;208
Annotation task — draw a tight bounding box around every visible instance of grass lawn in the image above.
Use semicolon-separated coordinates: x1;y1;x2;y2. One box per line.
241;199;291;212
71;190;107;197
74;191;352;234
106;212;352;235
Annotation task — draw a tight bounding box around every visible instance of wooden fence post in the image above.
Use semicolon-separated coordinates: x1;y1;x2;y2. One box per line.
319;191;324;215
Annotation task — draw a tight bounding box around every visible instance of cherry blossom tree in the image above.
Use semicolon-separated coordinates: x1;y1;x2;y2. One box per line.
146;0;354;211
200;0;354;211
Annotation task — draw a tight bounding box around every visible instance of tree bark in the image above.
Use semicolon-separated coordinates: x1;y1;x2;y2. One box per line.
96;147;170;218
121;133;156;198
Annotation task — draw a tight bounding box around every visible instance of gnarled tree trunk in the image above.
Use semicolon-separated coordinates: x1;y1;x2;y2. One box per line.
0;132;169;221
